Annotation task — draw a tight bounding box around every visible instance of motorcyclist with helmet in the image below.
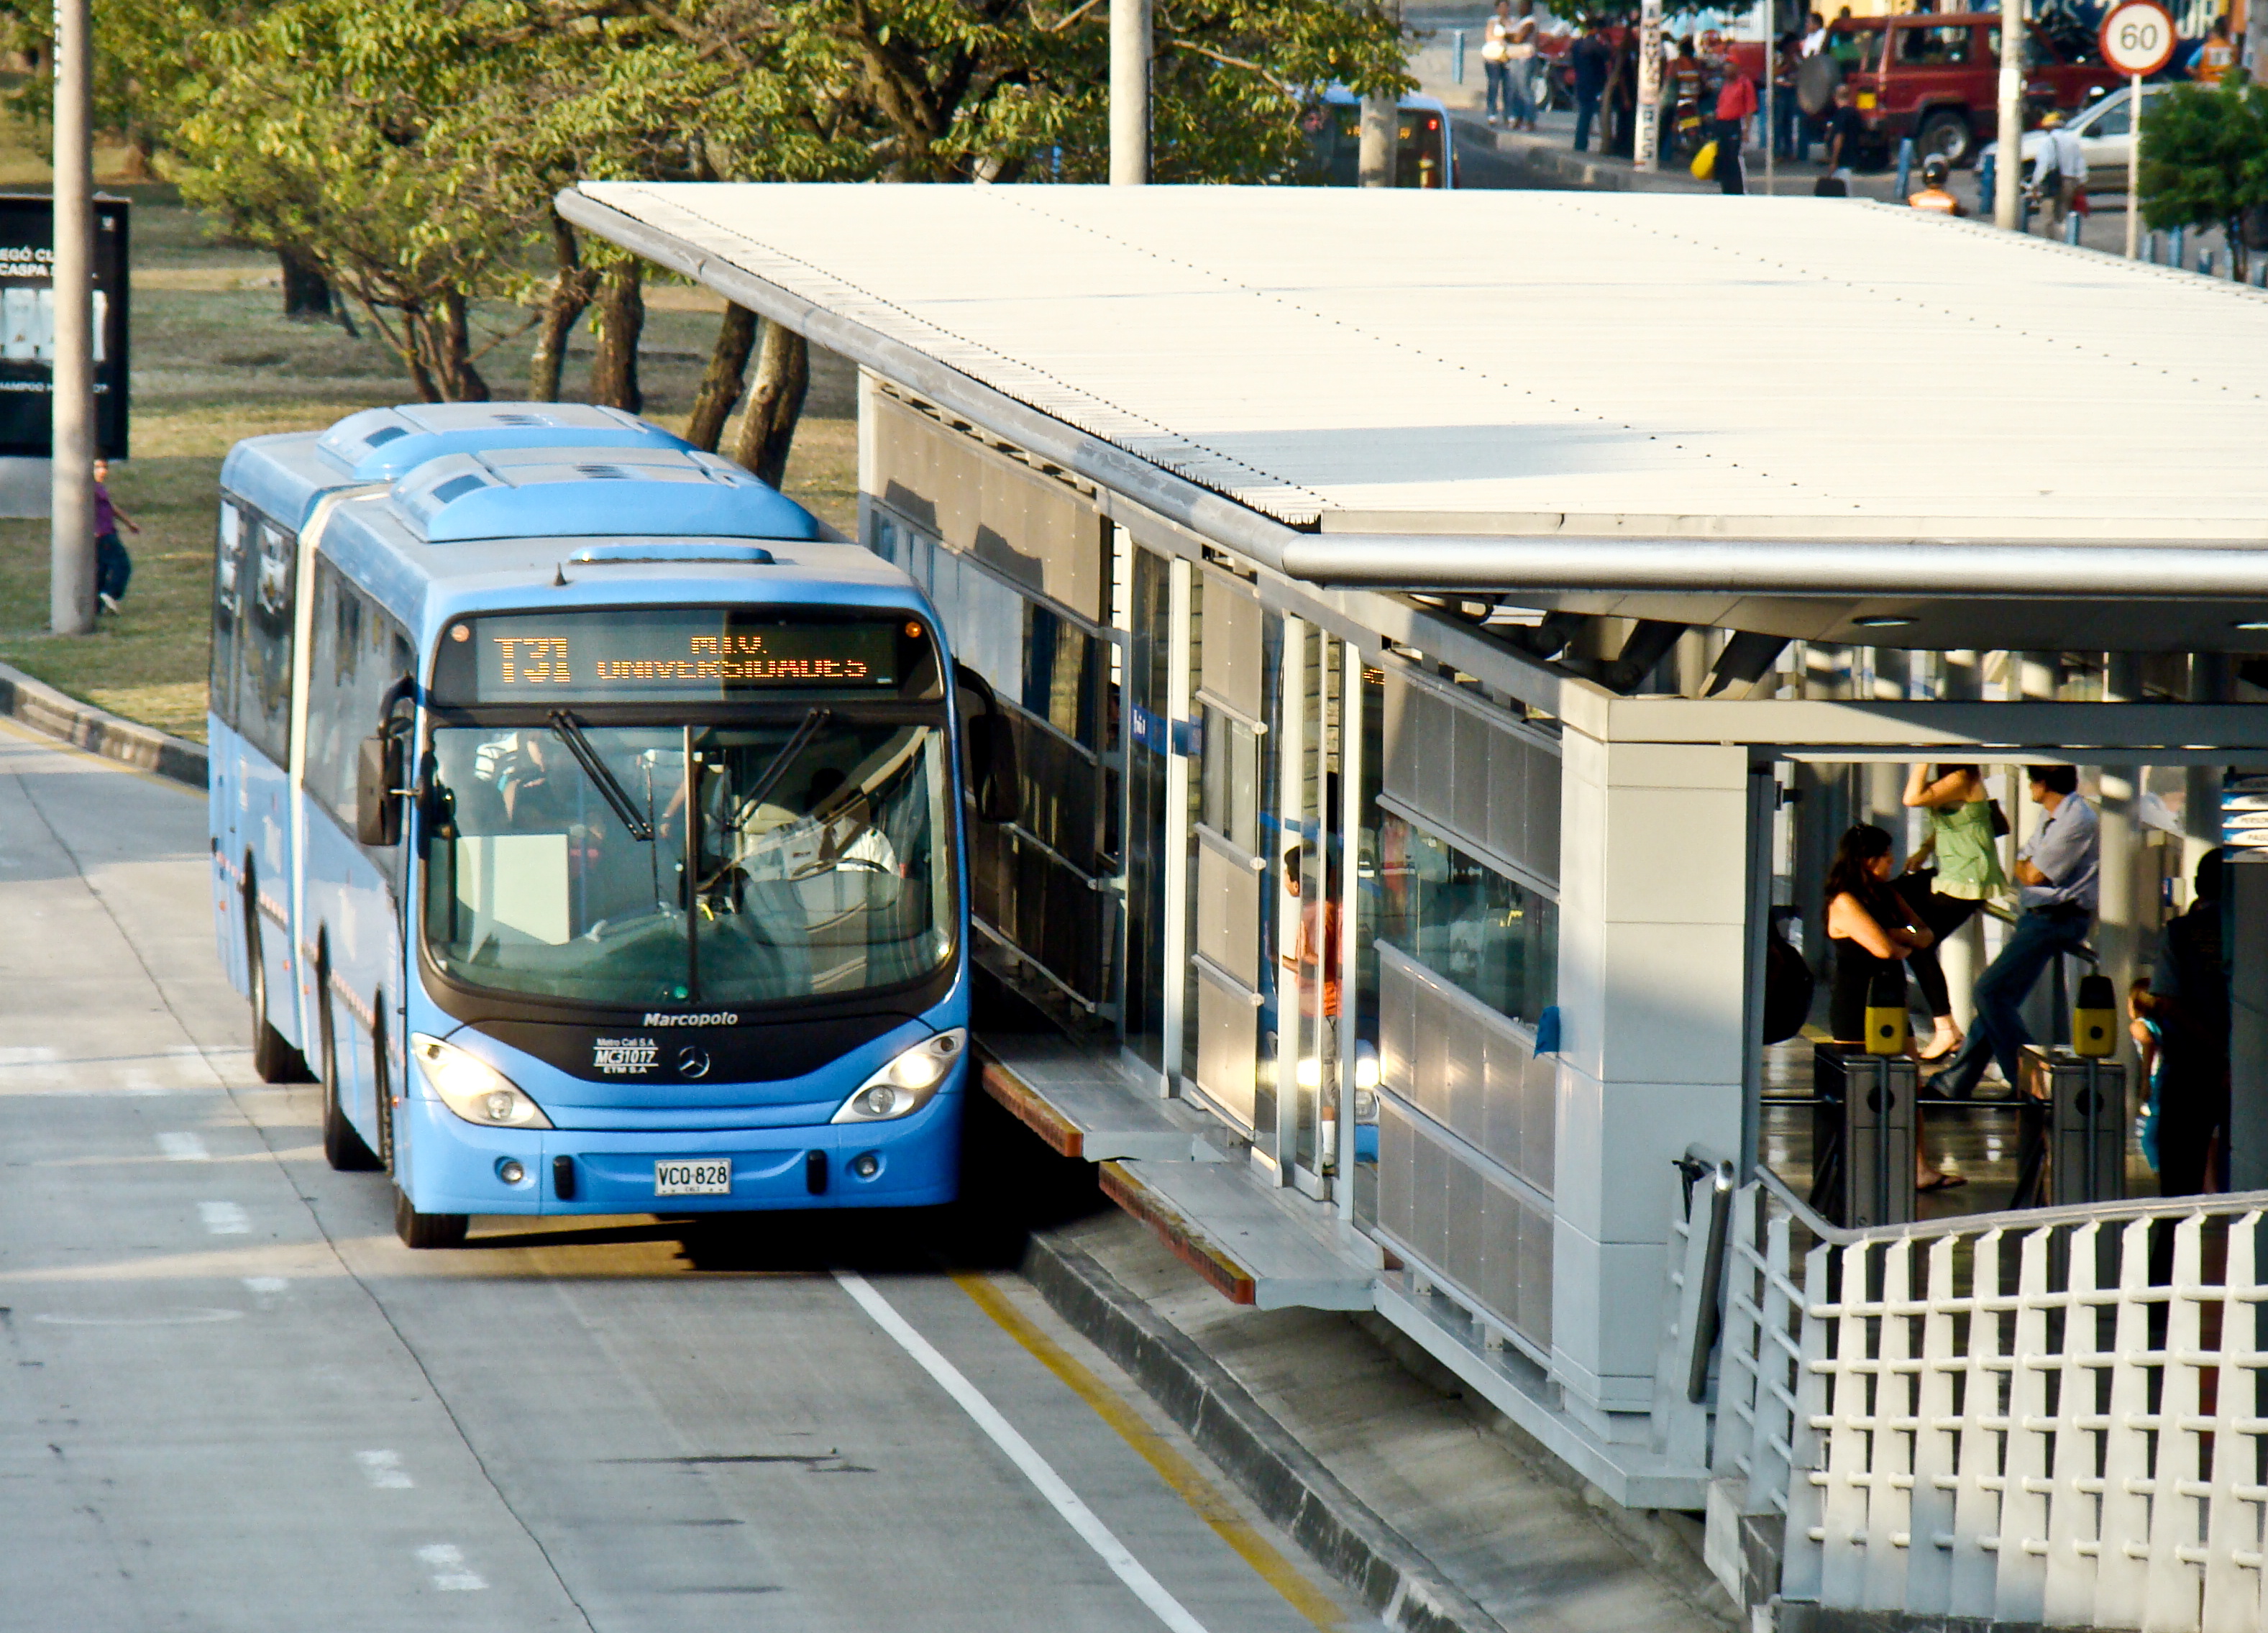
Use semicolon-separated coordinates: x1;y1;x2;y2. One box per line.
1908;152;1967;216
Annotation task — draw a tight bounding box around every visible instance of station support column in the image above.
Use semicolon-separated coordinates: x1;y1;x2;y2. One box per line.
1552;734;1747;1436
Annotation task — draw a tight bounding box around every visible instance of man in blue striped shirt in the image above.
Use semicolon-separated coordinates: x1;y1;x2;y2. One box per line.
1929;765;2098;1099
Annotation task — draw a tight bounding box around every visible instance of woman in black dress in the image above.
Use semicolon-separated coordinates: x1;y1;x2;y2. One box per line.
1825;824;1957;1189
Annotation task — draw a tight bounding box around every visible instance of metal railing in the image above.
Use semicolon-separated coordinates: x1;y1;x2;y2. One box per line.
1710;1169;2268;1631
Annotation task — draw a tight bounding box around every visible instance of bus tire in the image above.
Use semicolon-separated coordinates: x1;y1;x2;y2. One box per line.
394;1186;468;1250
318;972;380;1173
245;901;310;1086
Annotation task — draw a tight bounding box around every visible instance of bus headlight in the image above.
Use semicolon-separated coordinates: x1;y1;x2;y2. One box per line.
833;1028;966;1123
411;1033;553;1130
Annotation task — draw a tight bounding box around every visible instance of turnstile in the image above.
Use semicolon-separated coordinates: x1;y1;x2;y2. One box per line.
1810;1045;1918;1229
2013;1046;2128;1208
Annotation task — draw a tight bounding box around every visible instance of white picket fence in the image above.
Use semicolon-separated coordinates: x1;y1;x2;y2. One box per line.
1708;1172;2268;1631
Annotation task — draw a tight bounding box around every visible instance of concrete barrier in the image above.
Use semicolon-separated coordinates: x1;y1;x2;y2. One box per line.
0;660;207;789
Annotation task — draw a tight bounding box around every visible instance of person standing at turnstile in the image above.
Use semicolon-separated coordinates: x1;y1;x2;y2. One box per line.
1897;762;2010;1062
1825;824;1956;1189
1928;766;2099;1099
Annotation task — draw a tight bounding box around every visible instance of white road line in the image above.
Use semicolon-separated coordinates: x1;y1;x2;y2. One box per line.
197;1201;249;1235
356;1450;415;1489
241;1276;288;1307
833;1270;1213;1633
415;1543;487;1591
156;1132;209;1161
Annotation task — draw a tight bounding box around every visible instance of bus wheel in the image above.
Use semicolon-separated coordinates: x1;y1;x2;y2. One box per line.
319;982;380;1173
246;918;310;1085
394;1186;468;1250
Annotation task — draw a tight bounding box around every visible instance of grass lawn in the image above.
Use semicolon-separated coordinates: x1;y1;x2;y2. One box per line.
0;151;859;741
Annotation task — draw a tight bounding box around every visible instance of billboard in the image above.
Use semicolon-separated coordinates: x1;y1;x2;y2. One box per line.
0;196;129;459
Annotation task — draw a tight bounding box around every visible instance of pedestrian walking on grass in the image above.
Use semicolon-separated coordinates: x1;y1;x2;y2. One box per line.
93;458;138;616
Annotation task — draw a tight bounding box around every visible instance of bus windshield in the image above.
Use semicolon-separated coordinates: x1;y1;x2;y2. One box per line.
421;714;955;1009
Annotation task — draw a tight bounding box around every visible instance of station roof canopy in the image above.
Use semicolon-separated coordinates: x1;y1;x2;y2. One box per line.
564;182;2268;651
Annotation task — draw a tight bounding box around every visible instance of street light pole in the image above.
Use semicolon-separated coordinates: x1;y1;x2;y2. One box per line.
1994;0;2025;230
50;0;94;635
1110;0;1151;184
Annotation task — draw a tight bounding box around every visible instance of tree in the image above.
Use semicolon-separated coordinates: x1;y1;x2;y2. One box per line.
2140;69;2268;283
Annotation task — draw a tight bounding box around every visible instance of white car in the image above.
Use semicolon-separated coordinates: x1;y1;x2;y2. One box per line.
1978;82;2167;195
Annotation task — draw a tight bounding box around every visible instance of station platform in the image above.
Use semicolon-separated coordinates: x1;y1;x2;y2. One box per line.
977;1034;1378;1312
976;1030;1715;1509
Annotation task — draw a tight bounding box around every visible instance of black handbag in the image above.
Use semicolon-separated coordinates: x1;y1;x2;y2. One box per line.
1989;798;2011;838
1762;907;1816;1046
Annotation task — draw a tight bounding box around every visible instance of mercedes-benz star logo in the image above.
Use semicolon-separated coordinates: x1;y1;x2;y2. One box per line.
675;1044;711;1080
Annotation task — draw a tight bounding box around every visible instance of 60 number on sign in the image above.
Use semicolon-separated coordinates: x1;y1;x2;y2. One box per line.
2098;0;2176;75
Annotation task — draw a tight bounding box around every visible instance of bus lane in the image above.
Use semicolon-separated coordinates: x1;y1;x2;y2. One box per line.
0;721;1363;1632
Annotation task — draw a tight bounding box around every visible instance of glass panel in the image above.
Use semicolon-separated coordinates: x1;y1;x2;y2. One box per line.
237;521;296;766
1896;24;1971;63
1376;814;1558;1028
1125;539;1168;1061
1199;708;1261;853
305;562;413;824
210;502;242;727
422;718;953;1008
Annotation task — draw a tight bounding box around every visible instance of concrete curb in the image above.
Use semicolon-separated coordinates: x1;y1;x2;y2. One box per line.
1022;1229;1512;1633
0;660;208;789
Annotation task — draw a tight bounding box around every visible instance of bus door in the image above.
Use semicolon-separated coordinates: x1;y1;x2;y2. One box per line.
209;499;247;988
236;511;302;1048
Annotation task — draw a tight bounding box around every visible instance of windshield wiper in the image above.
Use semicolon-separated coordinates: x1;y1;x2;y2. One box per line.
731;708;832;825
548;711;655;841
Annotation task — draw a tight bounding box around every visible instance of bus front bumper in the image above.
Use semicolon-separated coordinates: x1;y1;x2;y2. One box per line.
398;1089;962;1216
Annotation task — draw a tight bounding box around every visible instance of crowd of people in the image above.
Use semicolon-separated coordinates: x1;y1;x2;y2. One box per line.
1476;3;2244;216
1821;765;2232;1204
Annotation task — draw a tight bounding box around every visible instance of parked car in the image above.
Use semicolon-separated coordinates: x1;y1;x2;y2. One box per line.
1977;82;2167;197
1806;11;2126;168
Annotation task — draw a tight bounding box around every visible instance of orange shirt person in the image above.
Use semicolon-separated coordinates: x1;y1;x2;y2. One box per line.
2194;17;2236;84
1908;154;1967;214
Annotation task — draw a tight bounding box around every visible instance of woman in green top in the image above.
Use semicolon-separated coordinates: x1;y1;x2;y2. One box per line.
1897;762;2010;1060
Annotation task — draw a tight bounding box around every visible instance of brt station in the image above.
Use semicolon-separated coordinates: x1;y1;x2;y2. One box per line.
567;184;2268;1624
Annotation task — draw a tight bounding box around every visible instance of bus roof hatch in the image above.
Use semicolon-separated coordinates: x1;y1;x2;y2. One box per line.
390;445;821;544
316;402;692;482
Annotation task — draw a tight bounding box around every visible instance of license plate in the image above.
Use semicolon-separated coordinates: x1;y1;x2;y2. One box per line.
654;1159;732;1197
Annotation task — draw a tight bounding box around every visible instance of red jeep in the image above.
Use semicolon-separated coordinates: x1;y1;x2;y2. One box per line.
1822;12;2125;167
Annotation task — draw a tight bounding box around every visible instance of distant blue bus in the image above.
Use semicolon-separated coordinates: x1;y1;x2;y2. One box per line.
210;403;1012;1246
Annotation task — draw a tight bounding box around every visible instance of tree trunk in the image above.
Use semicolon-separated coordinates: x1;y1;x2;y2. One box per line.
409;293;490;402
589;262;644;413
528;212;599;402
279;248;332;319
2229;217;2250;285
685;303;758;452
731;321;809;490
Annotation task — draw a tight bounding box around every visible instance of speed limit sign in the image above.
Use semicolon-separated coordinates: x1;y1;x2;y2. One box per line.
2100;0;2177;76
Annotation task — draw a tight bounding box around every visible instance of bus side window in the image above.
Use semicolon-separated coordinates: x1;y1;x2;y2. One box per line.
236;519;296;769
211;502;243;729
306;557;415;847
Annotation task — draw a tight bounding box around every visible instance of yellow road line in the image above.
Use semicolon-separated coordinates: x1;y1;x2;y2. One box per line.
951;1270;1348;1632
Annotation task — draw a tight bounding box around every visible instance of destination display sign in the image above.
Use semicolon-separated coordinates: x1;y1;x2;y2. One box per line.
445;610;922;703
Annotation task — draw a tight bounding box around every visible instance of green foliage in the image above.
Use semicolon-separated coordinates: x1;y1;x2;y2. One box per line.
2;0;1410;398
2139;68;2268;275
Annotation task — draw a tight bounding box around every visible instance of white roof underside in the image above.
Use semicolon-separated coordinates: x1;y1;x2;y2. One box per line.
578;182;2268;547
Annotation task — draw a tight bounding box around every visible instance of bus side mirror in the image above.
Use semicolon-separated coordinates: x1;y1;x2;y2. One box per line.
954;662;1020;825
357;731;404;846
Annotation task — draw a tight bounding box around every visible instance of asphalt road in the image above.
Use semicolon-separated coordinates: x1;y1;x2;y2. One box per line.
0;721;1365;1632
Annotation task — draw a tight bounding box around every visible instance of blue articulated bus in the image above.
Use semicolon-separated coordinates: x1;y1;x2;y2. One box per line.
210;403;1014;1247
